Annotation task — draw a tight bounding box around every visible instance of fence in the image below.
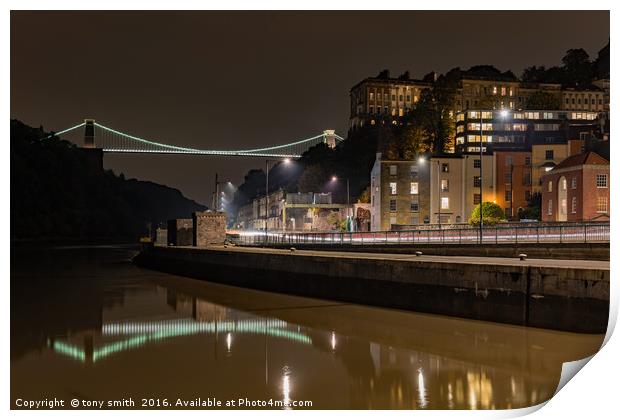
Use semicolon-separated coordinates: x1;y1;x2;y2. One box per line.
230;222;610;246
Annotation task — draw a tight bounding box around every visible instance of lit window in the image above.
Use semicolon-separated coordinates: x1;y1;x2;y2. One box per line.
369;92;374;100
389;165;397;175
441;179;449;192
547;200;553;215
501;86;506;96
572;197;577;213
389;200;397;212
596;174;608;188
493;86;498;95
596;197;608;213
441;197;449;210
561;178;567;190
441;163;449;173
389;182;397;195
548;181;553;192
410;182;418;195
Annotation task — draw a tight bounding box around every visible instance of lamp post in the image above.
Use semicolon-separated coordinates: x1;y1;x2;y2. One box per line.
437;160;442;229
265;158;291;237
478;109;510;242
213;176;232;212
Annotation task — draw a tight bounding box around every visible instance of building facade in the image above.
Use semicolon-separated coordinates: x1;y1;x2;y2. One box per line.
541;152;609;222
349;76;430;130
429;155;465;224
370;153;431;231
455;109;600;155
493;151;532;219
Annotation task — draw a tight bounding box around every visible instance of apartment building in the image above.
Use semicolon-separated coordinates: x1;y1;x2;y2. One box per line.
370;153;431;231
428;155;466;224
493;151;532;219
455;109;600;154
541;152;609;222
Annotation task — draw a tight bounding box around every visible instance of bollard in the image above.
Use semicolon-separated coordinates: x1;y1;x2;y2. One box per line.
519;253;527;261
415;251;423;257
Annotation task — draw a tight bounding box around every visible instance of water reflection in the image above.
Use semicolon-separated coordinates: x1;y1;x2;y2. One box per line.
11;246;604;409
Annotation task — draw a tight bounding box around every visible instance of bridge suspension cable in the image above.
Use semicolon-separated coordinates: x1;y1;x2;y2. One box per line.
45;121;344;158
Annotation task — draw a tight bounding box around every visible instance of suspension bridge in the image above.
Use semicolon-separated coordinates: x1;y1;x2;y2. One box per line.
47;119;344;158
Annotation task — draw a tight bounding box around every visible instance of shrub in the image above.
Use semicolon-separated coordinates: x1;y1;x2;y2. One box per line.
469;202;506;226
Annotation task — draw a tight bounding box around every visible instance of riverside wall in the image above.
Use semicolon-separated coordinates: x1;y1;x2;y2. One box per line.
134;246;609;333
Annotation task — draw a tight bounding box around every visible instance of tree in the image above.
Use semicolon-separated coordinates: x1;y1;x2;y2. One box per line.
297;164;330;193
518;192;541;221
562;48;593;87
522;65;547;83
525;91;561;110
357;186;371;203
469;202;506;226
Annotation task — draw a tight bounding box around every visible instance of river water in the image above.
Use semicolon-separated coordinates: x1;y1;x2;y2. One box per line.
10;246;604;409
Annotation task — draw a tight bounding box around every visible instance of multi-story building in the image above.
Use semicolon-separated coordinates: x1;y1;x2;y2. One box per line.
428;155;465;224
531;141;585;194
370;153;431;230
455;109;600;154
349;75;431;130
462;154;496;221
561;87;606;112
493;151;532;220
541;152;609;222
350;72;607;130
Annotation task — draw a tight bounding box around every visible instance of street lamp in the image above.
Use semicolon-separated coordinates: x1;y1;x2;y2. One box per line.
265;158;291;237
478;109;510;243
213;173;232;211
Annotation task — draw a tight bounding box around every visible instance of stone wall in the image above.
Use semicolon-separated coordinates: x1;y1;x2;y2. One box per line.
193;211;227;247
167;219;193;246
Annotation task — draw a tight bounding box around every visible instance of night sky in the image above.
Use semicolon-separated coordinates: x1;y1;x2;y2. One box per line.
11;11;609;205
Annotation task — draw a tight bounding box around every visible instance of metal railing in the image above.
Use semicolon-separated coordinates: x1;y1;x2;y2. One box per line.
229;222;610;247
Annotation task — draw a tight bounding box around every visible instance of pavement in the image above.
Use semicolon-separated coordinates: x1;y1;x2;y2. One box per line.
196;245;610;271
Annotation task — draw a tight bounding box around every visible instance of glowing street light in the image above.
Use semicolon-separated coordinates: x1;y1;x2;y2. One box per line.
330;176;350;205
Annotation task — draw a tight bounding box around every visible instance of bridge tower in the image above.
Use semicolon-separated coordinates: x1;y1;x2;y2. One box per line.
323;130;337;149
84;119;96;148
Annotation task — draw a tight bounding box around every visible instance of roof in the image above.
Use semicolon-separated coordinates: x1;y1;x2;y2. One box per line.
552;151;609;171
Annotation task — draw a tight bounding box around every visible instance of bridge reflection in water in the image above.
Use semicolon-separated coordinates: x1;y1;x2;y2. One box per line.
10;246;604;409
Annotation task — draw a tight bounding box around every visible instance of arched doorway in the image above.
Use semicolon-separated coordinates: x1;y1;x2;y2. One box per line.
557;176;568;221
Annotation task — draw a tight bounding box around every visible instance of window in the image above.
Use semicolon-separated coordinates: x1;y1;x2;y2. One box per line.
473;176;481;188
571;197;577;213
410;182;418;195
492;86;498;94
411;216;419;225
504;172;512;183
369;92;374;100
596;174;608;188
473;194;481;205
525;112;540;119
571;177;577;189
399;95;404;102
390;215;397;225
561;178;567;190
548;181;553;192
543;112;555;119
523;173;531;186
441;197;449;210
596;197;608;213
547;200;553;215
501;86;506;96
505;189;512;201
441;163;449;173
580;132;590;141
389;199;397;212
525;156;531;165
473;159;481;168
411;201;419;212
410;165;418;178
391;94;396;101
505;156;513;166
441;179;449;192
545;150;554;160
389;182;397;195
369;106;374;114
406;95;411;102
389;165;397;175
